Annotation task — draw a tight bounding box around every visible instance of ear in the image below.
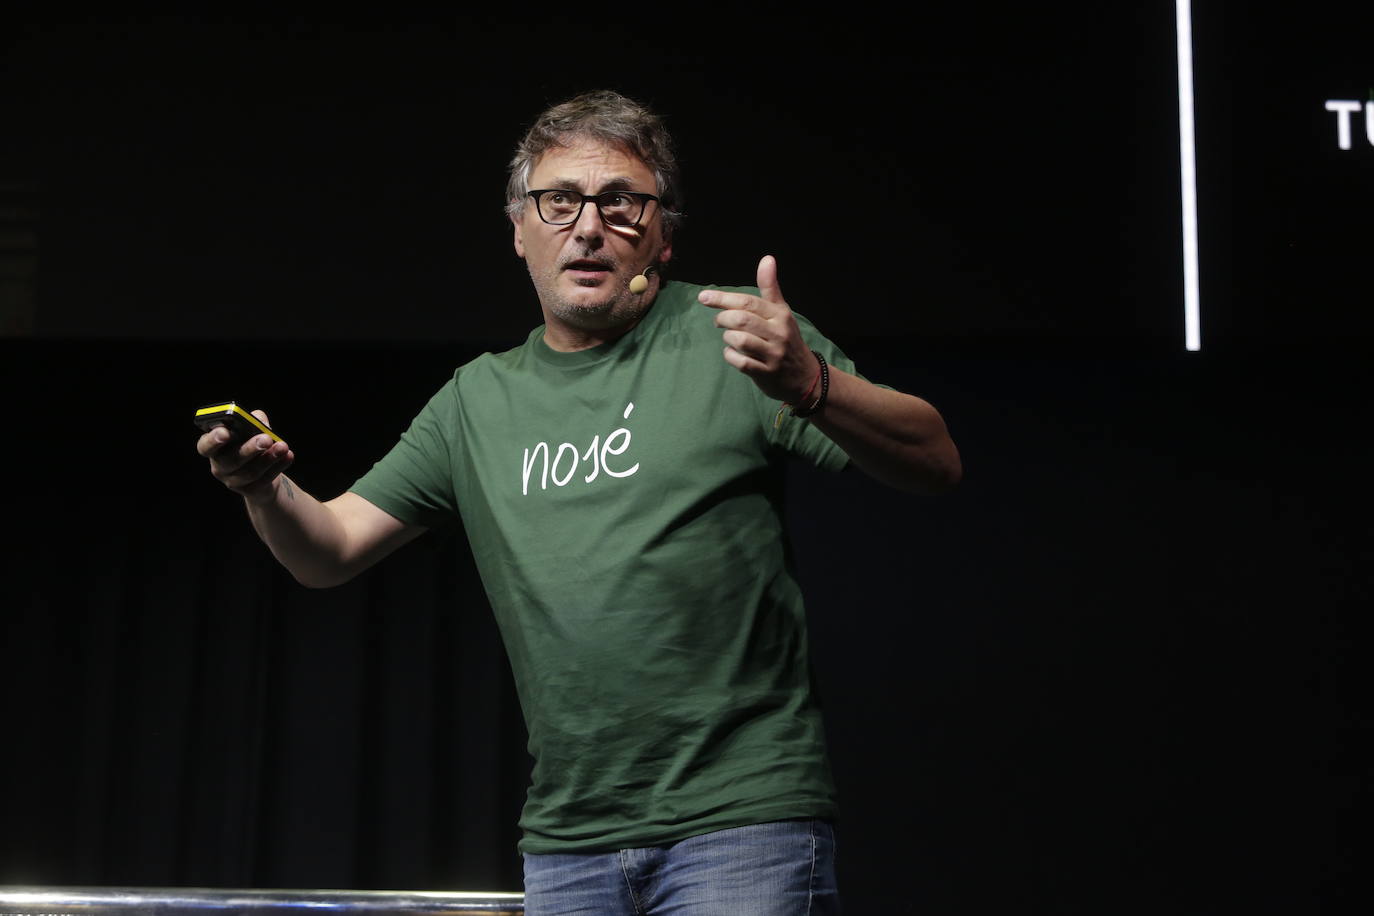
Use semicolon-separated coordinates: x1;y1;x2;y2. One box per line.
656;237;673;266
512;212;526;258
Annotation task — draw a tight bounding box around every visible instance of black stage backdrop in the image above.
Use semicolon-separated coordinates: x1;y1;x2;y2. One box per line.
2;6;1371;913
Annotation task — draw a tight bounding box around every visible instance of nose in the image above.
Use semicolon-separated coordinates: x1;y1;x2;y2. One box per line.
571;197;605;248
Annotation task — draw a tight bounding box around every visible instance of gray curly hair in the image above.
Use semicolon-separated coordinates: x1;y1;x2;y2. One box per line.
504;90;684;235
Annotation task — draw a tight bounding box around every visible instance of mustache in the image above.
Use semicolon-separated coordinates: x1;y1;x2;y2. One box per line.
559;253;618;271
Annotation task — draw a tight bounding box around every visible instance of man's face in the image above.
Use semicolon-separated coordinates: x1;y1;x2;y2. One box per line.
512;137;673;341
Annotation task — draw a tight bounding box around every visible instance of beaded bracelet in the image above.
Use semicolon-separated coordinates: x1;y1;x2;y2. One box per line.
791;350;829;418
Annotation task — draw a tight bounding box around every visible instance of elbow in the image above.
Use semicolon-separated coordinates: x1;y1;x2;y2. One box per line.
288;564;356;590
934;442;963;493
909;408;961;494
935;459;962;493
292;571;338;590
907;439;962;495
937;443;963;491
911;459;960;496
858;438;962;495
870;452;960;496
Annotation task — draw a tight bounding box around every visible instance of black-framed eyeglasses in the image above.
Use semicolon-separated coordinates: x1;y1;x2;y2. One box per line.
526;189;660;227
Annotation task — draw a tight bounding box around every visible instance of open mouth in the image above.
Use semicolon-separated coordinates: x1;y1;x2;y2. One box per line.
563;258;615;284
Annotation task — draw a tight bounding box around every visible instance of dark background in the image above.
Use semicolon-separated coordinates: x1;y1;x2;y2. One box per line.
2;4;1370;913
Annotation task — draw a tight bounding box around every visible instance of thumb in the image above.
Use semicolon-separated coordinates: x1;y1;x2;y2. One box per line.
251;409;272;428
757;254;784;304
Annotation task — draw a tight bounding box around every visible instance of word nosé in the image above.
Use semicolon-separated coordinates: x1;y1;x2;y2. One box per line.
522;403;641;495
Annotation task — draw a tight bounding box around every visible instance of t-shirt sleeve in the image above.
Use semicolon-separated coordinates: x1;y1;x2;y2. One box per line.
764;309;877;472
348;380;461;528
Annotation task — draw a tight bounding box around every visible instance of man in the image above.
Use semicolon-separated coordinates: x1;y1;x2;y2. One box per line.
199;89;960;914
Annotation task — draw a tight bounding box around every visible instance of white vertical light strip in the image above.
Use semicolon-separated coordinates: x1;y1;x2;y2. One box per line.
1177;0;1202;351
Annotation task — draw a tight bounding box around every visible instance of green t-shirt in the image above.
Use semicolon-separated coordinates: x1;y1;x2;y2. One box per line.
350;279;857;853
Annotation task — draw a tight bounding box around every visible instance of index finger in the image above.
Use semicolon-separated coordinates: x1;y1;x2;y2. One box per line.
697;288;764;312
196;425;233;458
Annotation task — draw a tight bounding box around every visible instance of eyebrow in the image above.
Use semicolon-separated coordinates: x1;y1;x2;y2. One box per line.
544;176;641;194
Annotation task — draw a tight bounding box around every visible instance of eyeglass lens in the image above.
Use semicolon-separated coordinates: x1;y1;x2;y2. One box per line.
538;191;643;226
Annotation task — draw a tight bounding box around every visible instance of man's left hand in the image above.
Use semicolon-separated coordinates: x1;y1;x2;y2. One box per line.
697;255;819;404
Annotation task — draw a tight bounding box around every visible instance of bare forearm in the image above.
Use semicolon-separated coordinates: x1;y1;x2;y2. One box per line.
243;476;358;587
808;368;962;494
697;258;961;493
199;411;422;586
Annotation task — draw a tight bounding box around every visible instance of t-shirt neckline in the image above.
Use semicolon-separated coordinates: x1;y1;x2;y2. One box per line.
528;281;677;369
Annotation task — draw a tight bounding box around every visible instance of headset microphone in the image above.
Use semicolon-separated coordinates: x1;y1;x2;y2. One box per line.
629;265;656;294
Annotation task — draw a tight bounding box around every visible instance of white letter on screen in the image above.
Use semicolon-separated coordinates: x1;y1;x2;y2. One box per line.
1325;100;1362;150
1177;0;1201;351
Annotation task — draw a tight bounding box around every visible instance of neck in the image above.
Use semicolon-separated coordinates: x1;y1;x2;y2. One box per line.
539;280;661;352
541;314;646;352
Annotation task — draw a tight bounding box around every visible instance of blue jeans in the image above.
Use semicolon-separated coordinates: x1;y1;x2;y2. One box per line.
522;819;840;915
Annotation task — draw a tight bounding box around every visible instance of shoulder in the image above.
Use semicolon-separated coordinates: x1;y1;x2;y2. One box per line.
449;330;542;383
659;278;757;302
650;279;757;334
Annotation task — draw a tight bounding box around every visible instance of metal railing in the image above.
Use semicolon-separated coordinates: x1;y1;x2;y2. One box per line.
0;888;523;916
